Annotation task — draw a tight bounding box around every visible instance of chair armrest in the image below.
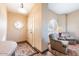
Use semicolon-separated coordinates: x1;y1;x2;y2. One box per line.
76;40;79;44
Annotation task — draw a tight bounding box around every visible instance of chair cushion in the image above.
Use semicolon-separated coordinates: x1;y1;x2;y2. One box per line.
59;40;69;46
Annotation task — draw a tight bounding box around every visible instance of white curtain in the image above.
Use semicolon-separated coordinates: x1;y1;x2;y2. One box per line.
48;19;58;37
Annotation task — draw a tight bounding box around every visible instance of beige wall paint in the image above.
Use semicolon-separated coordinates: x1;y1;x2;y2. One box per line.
67;11;79;38
28;3;42;51
7;12;28;42
28;3;48;52
0;4;7;41
57;14;66;32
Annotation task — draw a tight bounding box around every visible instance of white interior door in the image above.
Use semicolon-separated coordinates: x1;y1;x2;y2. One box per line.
28;15;34;46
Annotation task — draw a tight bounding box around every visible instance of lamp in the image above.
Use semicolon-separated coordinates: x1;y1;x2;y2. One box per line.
14;21;23;30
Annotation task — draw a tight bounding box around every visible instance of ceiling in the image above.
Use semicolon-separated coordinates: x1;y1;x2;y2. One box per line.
48;3;79;14
6;3;34;15
6;3;79;15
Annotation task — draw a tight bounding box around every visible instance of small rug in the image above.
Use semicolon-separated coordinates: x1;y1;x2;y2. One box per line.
33;51;54;56
15;42;37;56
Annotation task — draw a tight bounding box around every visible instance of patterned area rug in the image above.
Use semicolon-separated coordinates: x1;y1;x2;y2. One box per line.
15;42;37;56
15;42;54;56
33;51;54;56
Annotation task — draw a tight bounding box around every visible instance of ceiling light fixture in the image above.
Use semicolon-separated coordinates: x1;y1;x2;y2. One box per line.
21;3;23;8
18;3;27;14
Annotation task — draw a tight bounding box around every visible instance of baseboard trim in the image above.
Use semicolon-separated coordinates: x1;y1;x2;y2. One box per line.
17;40;27;44
33;47;41;53
33;47;48;54
41;49;48;54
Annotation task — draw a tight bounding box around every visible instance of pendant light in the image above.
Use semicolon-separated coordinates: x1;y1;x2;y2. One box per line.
18;3;34;14
20;3;23;8
18;3;26;14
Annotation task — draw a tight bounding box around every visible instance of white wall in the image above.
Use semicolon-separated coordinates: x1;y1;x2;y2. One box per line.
57;10;79;38
55;10;79;39
67;11;79;38
41;4;48;51
0;4;7;41
57;14;66;32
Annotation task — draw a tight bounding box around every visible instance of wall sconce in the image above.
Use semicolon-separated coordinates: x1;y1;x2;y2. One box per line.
14;21;24;30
